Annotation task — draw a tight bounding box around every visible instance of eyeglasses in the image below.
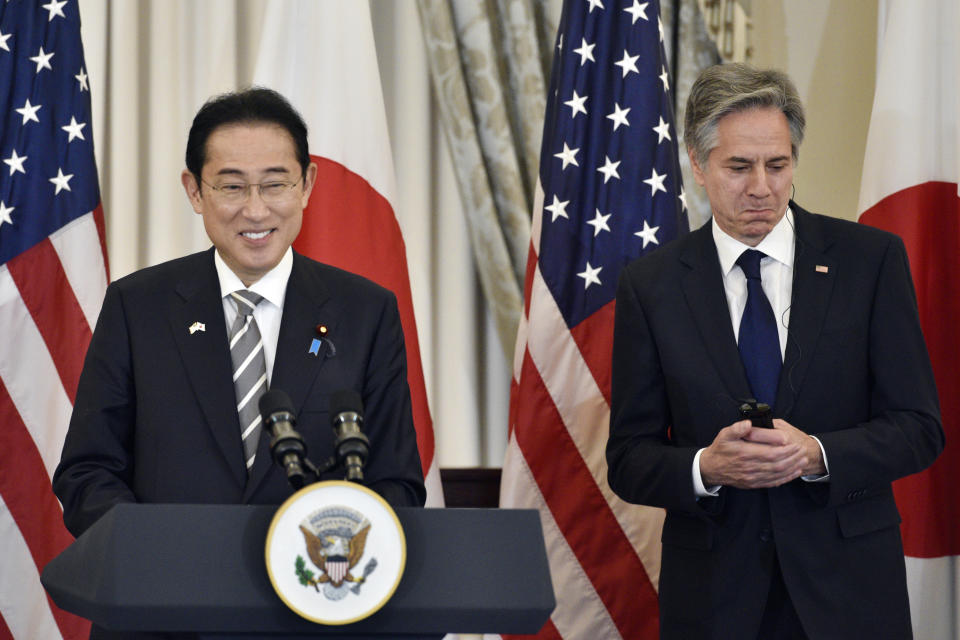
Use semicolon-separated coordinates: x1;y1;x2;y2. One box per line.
200;176;304;204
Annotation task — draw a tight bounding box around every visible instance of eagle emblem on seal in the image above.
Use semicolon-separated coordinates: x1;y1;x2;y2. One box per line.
294;506;378;601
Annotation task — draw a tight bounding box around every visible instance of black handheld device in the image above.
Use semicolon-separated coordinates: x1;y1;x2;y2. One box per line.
739;399;774;428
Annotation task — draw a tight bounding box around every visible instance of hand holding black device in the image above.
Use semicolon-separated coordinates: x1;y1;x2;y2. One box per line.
739;399;774;428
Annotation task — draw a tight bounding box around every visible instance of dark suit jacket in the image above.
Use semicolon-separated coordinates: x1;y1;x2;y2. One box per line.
54;248;425;540
607;204;943;640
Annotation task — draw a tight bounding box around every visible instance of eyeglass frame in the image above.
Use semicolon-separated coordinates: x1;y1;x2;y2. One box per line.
198;174;305;203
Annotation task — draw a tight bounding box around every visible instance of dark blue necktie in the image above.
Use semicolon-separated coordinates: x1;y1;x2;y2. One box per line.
736;249;781;406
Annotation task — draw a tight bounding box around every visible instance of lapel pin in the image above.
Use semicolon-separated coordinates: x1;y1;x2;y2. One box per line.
309;324;335;357
189;321;206;334
815;265;829;273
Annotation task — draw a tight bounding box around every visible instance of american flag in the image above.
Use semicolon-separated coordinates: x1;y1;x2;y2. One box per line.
500;1;688;638
0;0;106;637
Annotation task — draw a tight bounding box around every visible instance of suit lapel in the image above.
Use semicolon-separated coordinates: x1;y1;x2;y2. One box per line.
169;249;247;488
245;253;338;496
775;205;837;417
680;222;753;402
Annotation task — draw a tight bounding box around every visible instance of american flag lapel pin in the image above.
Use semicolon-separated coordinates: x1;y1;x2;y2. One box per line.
815;265;829;274
189;321;206;334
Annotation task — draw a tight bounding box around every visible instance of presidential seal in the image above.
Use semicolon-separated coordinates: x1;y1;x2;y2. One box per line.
297;506;377;600
265;481;405;625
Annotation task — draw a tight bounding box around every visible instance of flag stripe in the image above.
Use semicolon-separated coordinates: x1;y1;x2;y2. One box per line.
526;261;664;578
49;209;108;331
567;301;615;403
523;243;538;318
7;238;92;403
527;618;564;640
500;433;621;639
0;495;74;640
525;185;545;286
515;350;658;638
0;296;88;640
91;203;110;283
0;381;86;640
0;267;75;478
0;380;74;571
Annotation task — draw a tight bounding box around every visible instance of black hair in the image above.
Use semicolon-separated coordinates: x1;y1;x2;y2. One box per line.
185;87;310;185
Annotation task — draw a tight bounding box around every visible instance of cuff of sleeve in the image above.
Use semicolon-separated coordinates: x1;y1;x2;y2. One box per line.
693;447;721;497
801;435;830;482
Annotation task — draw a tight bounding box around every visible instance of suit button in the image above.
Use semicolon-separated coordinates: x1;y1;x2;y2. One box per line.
759;528;772;543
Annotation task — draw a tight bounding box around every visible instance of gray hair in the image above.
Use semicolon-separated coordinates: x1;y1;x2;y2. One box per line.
684;63;806;168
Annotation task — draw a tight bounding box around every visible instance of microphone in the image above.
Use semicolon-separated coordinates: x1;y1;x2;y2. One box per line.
329;390;370;482
259;390;308;489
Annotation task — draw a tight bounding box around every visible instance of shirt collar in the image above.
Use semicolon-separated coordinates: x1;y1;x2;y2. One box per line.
214;247;292;309
713;207;796;276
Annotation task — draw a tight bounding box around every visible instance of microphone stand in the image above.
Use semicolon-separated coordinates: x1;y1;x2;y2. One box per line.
261;390;370;491
270;422;369;490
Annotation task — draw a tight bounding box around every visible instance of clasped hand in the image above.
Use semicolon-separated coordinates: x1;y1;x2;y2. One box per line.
699;419;826;489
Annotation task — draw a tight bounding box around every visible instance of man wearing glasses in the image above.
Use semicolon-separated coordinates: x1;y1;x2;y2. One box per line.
54;88;426;541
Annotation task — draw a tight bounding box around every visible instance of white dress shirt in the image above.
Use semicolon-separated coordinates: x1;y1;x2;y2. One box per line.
692;210;829;496
214;247;292;385
713;209;795;357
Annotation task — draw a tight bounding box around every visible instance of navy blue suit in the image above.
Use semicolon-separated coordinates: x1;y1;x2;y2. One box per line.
607;204;943;639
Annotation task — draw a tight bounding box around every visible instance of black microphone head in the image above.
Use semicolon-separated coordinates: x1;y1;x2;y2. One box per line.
329;390;363;418
259;389;295;422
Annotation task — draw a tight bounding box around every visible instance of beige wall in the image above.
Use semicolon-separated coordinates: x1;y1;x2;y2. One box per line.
751;0;878;221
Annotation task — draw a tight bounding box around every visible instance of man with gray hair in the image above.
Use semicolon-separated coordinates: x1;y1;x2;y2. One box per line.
607;63;943;639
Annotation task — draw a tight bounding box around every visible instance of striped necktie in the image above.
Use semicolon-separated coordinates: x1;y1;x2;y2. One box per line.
736;249;782;406
228;290;267;472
